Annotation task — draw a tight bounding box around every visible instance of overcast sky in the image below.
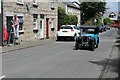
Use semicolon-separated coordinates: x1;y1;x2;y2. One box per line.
106;2;118;12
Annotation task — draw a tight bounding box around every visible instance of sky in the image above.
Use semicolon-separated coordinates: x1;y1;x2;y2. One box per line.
106;2;118;12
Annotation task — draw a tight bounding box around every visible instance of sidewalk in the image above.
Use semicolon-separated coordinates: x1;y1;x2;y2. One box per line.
101;34;120;79
2;38;55;53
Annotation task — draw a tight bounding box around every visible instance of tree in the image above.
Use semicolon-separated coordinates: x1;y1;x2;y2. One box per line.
58;7;67;29
80;2;106;21
58;7;78;29
104;17;112;25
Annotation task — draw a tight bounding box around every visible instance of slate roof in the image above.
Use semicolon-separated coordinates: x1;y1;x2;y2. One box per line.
63;2;80;10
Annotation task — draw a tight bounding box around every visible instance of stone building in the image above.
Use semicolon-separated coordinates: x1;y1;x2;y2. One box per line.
3;0;58;43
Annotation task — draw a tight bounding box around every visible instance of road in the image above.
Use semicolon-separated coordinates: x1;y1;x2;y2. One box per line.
2;29;118;78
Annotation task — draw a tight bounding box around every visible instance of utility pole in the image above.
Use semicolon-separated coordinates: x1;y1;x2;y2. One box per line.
0;0;3;46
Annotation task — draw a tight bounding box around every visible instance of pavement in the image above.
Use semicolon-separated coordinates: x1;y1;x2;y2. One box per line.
100;31;120;79
2;38;56;53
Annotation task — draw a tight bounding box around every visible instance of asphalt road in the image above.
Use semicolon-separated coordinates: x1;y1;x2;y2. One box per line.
2;29;118;78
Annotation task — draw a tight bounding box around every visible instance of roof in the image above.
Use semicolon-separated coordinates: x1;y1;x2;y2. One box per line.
63;2;80;10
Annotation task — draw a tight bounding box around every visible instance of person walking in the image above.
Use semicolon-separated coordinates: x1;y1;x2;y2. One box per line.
13;15;19;44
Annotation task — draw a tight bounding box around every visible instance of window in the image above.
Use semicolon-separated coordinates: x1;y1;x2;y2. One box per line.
18;16;24;32
51;18;54;28
33;14;38;30
17;0;24;4
33;0;37;5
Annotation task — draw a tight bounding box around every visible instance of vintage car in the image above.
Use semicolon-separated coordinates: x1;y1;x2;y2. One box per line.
74;26;99;51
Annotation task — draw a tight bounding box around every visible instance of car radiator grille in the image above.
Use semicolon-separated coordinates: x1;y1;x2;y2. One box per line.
82;36;88;42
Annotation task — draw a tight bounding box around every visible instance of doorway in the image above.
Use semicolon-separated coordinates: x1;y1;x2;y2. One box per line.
6;16;14;43
46;18;49;39
40;19;44;39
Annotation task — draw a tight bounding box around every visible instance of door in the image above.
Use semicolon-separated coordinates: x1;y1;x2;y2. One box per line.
40;19;44;39
46;18;49;39
6;16;14;43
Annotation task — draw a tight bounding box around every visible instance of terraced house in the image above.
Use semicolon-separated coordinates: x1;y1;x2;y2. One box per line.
3;0;58;43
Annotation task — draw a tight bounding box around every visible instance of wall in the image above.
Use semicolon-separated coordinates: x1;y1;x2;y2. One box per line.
3;1;58;43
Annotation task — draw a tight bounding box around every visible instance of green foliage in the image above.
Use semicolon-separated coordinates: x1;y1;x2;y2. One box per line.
58;7;78;29
97;18;102;26
58;7;66;28
80;2;106;21
104;17;112;25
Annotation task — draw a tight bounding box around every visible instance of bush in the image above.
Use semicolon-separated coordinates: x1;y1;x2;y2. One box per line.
104;17;112;25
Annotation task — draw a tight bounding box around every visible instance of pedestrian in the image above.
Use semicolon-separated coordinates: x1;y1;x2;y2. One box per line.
7;19;13;46
3;25;8;47
13;15;19;44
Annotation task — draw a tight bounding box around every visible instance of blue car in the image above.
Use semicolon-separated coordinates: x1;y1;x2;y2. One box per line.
74;26;99;51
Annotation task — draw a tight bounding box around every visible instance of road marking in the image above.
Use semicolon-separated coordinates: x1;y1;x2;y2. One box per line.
0;75;6;79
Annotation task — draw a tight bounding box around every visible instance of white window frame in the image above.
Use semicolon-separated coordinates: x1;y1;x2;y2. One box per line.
33;0;37;5
16;0;24;4
33;14;38;30
51;18;54;28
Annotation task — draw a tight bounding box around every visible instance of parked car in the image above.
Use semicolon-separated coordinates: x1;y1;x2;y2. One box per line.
74;26;99;51
56;25;80;41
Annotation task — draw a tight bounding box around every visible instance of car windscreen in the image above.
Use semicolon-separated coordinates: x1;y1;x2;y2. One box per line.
81;28;95;34
60;26;73;29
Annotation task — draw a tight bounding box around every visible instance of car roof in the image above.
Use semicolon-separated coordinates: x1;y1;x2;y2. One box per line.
79;26;98;29
61;25;76;27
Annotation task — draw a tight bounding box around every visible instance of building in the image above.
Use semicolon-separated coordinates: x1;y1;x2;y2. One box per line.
58;0;81;25
3;0;58;43
118;1;120;20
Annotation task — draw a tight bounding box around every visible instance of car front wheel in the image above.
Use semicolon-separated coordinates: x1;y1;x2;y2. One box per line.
74;42;79;50
90;42;95;51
